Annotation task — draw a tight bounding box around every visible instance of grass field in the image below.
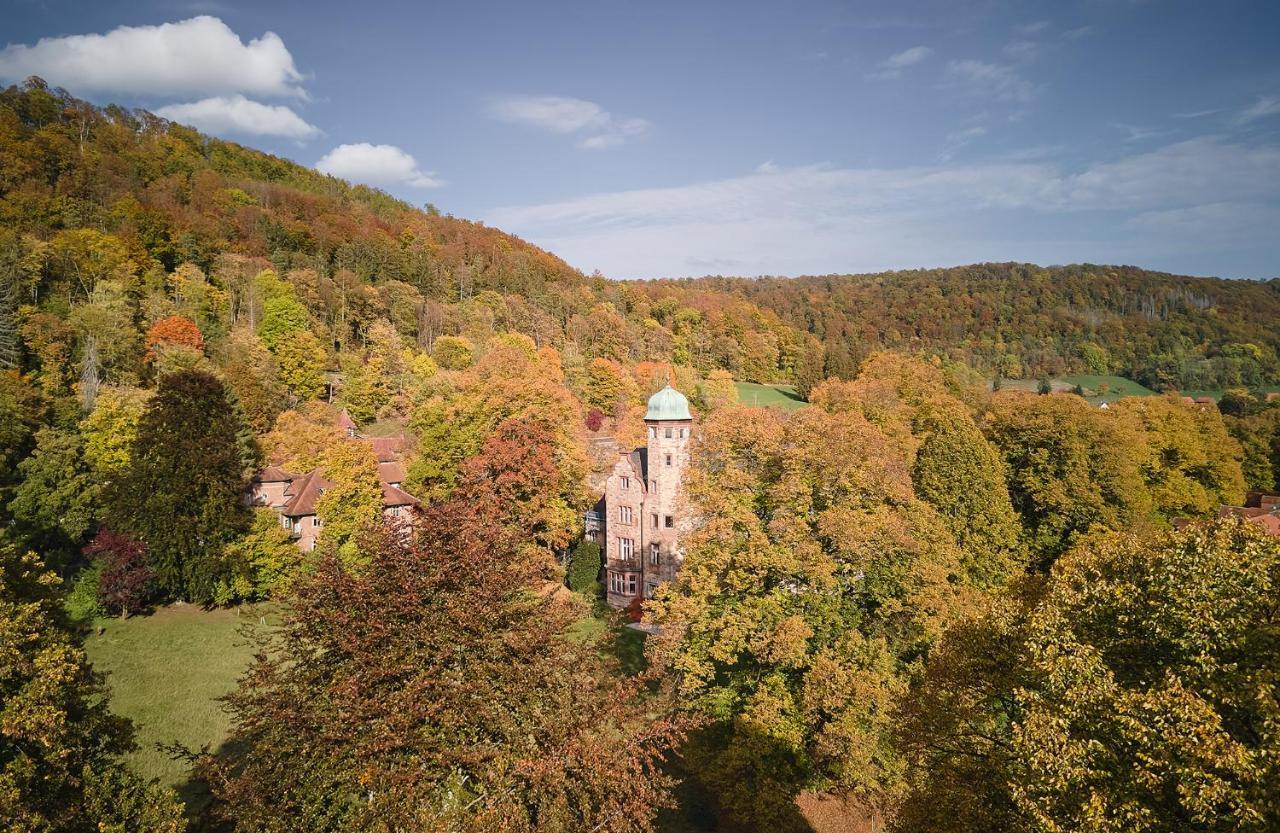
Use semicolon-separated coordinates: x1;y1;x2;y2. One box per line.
83;604;268;804
997;374;1159;404
735;381;807;411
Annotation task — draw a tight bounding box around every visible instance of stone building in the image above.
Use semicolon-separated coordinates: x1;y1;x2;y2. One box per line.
247;410;419;551
601;385;693;608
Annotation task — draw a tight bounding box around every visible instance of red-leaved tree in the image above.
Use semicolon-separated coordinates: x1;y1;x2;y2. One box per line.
84;529;153;618
584;407;604;432
145;315;204;362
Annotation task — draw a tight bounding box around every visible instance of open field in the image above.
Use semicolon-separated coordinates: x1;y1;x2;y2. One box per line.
83;604;268;801
996;374;1159;404
735;382;807;411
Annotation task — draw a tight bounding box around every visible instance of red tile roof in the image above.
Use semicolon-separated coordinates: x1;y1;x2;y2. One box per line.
337;409;358;432
381;482;419;507
252;465;295;483
377;461;406;484
282;470;333;517
368;436;405;462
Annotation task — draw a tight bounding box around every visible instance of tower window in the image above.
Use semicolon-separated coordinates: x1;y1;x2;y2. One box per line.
680;428;687;438
665;427;672;438
619;506;632;525
649;479;657;491
665;515;674;528
649;427;656;438
621;476;629;489
665;454;672;466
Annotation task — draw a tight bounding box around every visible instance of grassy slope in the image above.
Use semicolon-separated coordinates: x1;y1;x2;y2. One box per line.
997;374;1159;404
735;382;807;411
83;604;266;794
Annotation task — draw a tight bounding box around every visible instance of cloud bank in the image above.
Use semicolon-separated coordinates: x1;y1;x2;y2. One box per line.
0;16;307;99
315;143;443;188
486;138;1280;278
156;95;320;139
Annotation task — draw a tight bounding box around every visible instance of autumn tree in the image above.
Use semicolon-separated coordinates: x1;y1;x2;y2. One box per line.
83;528;154;618
0;539;184;831
984;392;1154;567
647;405;974;827
896;518;1280;833
203;484;685;832
79;385;150;488
431;333;474;370
7;426;100;567
697;368;738;412
313;438;383;562
584;357;632;412
106;370;251;601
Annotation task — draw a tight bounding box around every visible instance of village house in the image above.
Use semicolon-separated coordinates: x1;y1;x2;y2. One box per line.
598;385;694;609
247;410;419;550
1218;491;1280;537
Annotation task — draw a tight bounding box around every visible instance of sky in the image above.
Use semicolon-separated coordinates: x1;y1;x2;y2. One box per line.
3;1;1279;279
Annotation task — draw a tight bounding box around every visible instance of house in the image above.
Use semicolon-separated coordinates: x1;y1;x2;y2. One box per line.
598;385;694;609
248;410;420;550
1207;491;1280;538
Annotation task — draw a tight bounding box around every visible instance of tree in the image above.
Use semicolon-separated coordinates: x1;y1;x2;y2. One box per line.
985;392;1153;567
106;370;250;601
257;293;310;351
0;540;184;831
84;529;153;618
431;334;474;370
896;518;1280;833
698;368;738;412
271;329;328;401
567;539;601;594
313;438;383;561
145;314;204;362
80;385;150;488
8;427;100;566
647;405;975;827
203;486;685;832
584;357;631;412
1036;377;1052;395
221;507;307;599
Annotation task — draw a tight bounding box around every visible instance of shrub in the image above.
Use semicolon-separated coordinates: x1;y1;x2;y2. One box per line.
567;539;602;594
64;561;105;623
584;407;604;432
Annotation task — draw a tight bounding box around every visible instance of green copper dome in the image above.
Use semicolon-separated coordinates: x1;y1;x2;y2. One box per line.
645;385;692;421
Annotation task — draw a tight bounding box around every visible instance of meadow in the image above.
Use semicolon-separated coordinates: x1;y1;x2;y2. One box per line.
735;382;807;411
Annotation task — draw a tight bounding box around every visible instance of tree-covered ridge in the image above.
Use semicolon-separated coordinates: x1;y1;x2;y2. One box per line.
673;263;1280;389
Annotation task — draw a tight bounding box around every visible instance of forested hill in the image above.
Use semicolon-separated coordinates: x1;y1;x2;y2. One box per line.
2;78;1277;392
672;264;1280;390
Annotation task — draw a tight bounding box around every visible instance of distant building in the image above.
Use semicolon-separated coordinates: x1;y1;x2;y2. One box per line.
598;385;694;609
1218;491;1280;537
247;410;419;550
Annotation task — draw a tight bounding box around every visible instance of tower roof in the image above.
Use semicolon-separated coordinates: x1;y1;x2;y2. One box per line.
644;384;692;421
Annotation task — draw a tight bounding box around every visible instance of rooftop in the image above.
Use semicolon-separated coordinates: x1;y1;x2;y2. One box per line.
644;384;692;422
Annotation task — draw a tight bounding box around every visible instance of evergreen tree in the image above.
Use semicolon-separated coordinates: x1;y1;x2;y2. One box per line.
107;370;250;601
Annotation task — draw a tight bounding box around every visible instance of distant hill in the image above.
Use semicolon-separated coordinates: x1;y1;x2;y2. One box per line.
2;78;1276;392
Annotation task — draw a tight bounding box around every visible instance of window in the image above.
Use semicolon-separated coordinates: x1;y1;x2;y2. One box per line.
665;515;674;528
665;454;673;466
649;543;660;565
609;571;623;594
619;537;633;560
621;476;630;489
680;428;687;438
609;572;638;596
312;516;322;527
665;427;673;438
626;573;638;595
619;506;633;525
280;514;291;529
651;513;659;528
649;479;657;492
649;427;657;438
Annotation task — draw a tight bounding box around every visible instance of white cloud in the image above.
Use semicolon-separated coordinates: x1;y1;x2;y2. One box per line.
156;95;319;140
1002;40;1041;61
485;138;1280;278
866;45;932;80
1063;25;1097;40
314;143;443;188
1016;21;1051;36
1235;96;1280;125
489;94;649;148
945;59;1038;103
1112;123;1165;143
0;16;306;99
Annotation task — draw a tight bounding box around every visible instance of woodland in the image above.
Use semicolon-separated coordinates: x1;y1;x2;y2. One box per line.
2;79;1280;833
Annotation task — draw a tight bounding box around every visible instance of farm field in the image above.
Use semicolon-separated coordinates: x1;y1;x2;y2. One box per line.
735;382;807;411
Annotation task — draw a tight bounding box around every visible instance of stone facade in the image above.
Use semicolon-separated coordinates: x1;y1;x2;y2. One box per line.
601;386;693;609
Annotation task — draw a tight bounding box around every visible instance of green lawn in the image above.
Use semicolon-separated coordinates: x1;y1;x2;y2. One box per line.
83;604;268;803
997;374;1159;404
735;381;807;411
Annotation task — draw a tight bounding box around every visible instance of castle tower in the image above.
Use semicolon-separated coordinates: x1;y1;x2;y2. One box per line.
602;383;694;608
640;385;692;597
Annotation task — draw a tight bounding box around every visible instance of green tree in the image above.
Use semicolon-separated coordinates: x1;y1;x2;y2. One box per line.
257;293;310;351
698;368;738;412
80;386;150;487
897;518;1280;833
567;539;602;594
218;507;306;600
106;370;250;601
8;427;99;565
313;438;383;562
0;540;185;831
271;329;328;401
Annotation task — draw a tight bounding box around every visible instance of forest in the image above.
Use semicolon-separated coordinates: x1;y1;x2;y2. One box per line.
3;78;1280;832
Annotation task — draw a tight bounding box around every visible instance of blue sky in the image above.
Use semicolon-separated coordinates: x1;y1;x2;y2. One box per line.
3;1;1279;279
